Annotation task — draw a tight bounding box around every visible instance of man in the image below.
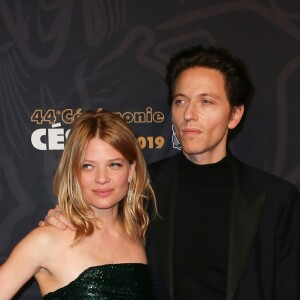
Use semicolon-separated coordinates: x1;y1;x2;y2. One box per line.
42;45;300;300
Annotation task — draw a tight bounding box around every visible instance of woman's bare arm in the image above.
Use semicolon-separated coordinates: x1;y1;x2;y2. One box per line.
0;227;53;298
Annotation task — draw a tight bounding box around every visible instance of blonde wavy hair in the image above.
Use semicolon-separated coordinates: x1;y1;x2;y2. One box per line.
53;111;156;243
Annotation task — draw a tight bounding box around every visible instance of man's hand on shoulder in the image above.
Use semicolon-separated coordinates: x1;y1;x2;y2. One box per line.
38;205;75;231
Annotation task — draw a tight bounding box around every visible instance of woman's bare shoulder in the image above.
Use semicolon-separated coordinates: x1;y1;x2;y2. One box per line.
24;226;75;249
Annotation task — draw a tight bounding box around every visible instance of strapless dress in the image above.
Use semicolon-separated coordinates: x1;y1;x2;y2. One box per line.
43;263;155;299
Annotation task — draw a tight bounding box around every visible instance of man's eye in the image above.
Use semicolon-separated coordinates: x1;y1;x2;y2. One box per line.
173;99;186;105
203;99;212;104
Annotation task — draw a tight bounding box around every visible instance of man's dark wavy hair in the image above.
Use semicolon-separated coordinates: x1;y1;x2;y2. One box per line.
164;44;255;111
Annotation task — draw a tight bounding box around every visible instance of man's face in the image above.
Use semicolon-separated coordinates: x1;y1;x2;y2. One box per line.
171;67;244;164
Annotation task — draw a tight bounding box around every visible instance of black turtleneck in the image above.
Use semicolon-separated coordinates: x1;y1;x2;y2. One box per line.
174;153;233;300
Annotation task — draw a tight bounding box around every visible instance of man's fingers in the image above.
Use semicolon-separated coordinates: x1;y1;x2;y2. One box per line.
39;207;76;231
38;221;46;227
45;215;67;230
52;210;76;231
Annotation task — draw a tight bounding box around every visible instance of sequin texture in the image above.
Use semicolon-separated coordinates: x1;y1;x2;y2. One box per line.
43;263;155;299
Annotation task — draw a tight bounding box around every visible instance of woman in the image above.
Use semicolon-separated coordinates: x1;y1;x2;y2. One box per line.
0;111;156;299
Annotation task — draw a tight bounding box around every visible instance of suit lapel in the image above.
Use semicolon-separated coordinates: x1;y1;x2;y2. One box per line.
154;175;177;300
151;155;180;300
226;158;266;300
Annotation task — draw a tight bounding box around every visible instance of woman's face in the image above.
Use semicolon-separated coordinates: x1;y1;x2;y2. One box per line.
79;137;135;217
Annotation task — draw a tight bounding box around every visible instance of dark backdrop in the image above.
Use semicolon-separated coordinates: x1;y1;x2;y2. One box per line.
0;0;299;298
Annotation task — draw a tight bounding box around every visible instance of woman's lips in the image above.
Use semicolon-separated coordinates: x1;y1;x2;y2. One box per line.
92;189;113;197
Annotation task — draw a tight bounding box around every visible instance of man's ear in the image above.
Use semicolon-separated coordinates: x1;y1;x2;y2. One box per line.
228;105;244;129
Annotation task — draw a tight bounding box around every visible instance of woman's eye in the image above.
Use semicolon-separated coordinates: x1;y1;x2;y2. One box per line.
82;163;92;169
110;162;122;168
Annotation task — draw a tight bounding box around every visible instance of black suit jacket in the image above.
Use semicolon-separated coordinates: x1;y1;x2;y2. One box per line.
146;153;300;300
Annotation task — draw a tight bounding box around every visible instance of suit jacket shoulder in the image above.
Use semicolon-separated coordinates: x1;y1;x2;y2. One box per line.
232;156;299;201
148;153;181;184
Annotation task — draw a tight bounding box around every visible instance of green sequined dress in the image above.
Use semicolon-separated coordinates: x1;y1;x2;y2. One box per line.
43;263;155;299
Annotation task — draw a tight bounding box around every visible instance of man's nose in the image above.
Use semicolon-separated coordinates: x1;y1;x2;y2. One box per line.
184;102;198;121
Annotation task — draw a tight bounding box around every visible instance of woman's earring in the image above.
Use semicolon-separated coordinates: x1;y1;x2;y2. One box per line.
172;123;181;150
127;184;133;205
